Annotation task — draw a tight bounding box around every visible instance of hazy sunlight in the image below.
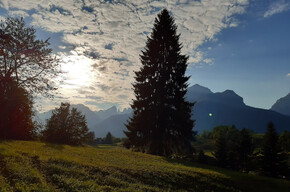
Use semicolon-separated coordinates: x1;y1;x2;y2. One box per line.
61;55;95;88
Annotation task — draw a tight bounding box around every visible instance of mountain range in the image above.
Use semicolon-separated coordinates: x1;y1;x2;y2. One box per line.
187;84;290;134
36;104;132;137
36;84;290;137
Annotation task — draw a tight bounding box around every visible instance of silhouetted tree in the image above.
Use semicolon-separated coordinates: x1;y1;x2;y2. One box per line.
213;133;227;167
85;131;96;145
211;125;239;141
0;77;35;140
200;130;212;139
103;132;113;144
42;103;89;145
0;17;61;97
236;128;254;171
0;17;61;140
212;125;241;169
124;9;194;157
197;149;207;163
261;122;288;177
279;130;290;152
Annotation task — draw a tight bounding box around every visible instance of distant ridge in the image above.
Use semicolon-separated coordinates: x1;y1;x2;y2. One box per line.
271;93;290;116
94;106;119;121
187;86;290;134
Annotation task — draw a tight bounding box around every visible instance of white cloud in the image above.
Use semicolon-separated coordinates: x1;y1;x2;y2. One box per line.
264;0;290;18
1;0;249;110
203;58;213;64
0;0;9;10
287;73;290;77
8;10;29;17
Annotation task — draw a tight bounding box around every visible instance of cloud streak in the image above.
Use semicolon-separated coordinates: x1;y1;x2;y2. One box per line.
1;0;249;111
264;0;290;18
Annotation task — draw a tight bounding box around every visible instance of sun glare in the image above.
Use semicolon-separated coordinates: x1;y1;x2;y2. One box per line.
61;55;95;88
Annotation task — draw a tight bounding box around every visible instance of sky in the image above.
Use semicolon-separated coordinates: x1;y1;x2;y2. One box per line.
0;0;289;112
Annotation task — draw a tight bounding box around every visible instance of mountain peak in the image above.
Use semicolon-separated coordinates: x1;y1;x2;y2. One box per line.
222;90;238;96
107;106;118;113
95;106;119;121
189;84;213;94
213;90;244;106
186;84;213;102
71;104;90;110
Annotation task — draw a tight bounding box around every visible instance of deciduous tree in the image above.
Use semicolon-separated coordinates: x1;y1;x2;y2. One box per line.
0;17;61;97
0;77;34;140
43;103;90;145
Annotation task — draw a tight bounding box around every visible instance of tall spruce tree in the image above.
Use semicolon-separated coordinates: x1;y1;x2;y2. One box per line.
124;9;194;157
213;133;227;167
237;128;253;171
261;122;289;177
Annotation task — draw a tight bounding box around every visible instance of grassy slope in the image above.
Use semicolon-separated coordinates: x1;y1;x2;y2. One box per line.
0;141;289;192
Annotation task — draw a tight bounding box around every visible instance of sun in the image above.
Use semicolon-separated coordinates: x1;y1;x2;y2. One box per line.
61;55;95;87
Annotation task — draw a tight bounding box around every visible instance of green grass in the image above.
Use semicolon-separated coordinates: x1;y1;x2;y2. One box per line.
0;141;289;192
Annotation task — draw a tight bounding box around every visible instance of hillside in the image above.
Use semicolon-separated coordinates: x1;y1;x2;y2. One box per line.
0;141;289;192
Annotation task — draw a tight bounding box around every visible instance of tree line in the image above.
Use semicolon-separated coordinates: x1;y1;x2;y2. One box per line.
194;123;290;178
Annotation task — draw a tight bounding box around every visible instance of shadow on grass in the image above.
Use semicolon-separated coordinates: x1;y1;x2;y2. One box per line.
91;144;121;149
165;157;290;192
165;157;220;170
43;143;64;151
0;148;6;161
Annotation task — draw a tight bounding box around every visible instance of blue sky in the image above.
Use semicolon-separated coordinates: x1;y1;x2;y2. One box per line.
187;0;290;109
0;0;289;111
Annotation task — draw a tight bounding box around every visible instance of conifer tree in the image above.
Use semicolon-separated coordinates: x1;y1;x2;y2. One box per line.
213;133;227;167
237;128;253;171
261;122;288;177
279;131;290;152
124;9;194;157
104;132;114;144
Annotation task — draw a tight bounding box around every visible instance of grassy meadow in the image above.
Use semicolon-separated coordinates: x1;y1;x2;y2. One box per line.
0;141;289;192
